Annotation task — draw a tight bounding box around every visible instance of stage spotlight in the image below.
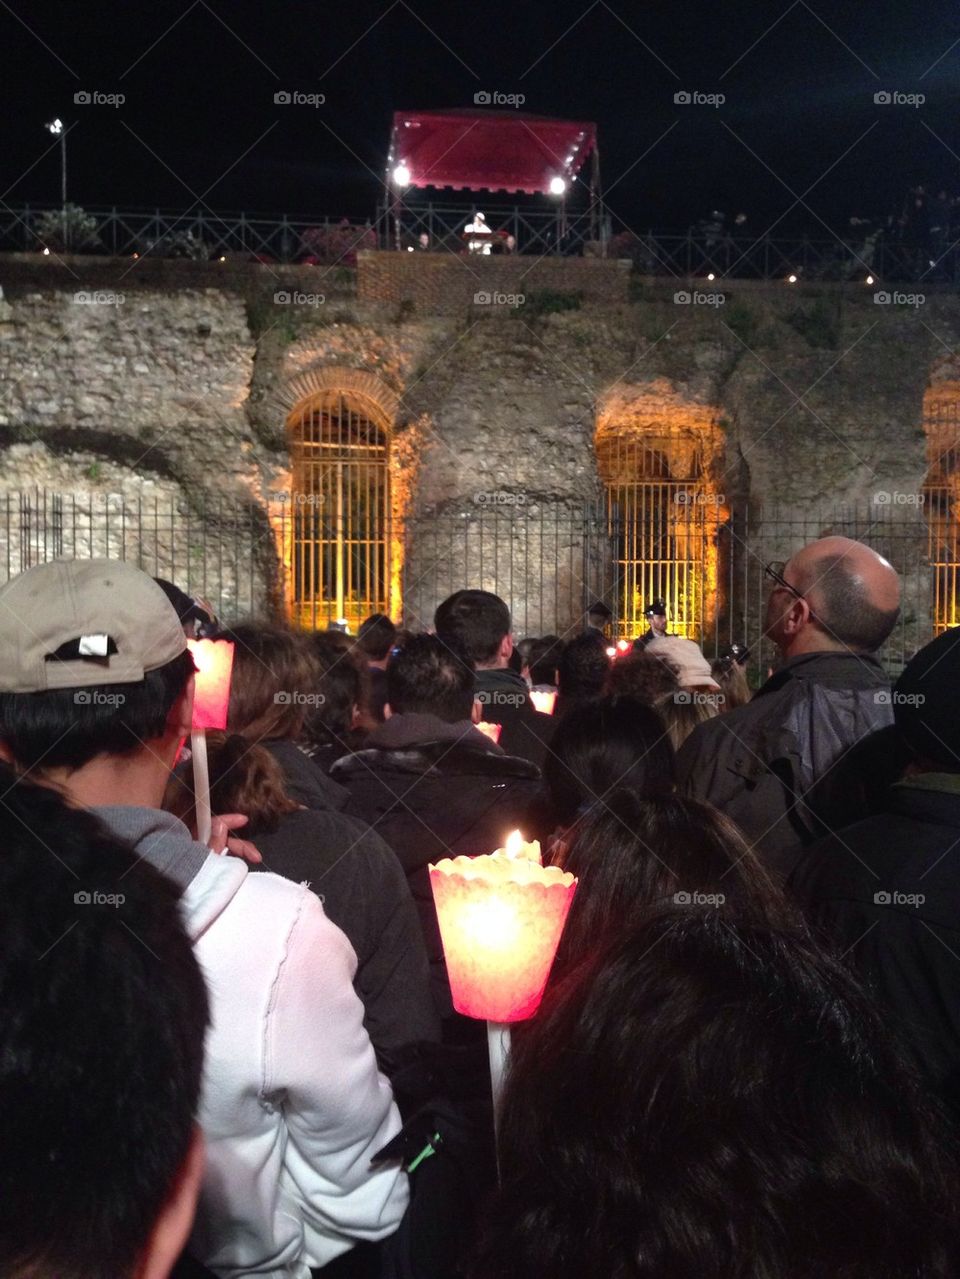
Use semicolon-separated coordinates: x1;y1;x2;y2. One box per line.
548;176;566;196
787;273;798;284
393;163;411;187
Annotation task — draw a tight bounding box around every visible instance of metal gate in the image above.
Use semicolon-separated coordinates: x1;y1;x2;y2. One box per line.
288;392;390;631
923;398;960;634
597;432;715;642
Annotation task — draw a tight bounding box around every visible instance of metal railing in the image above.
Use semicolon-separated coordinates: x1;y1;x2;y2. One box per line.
4;202;956;279
0;205;378;264
0;489;941;684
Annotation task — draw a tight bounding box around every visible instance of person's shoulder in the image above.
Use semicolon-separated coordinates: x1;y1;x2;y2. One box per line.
678;698;759;752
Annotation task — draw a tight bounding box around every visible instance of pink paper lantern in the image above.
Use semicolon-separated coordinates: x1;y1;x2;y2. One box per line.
429;854;577;1023
528;688;557;715
187;638;235;731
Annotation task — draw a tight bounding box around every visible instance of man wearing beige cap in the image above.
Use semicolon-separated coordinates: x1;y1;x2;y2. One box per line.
0;559;408;1278
676;537;901;872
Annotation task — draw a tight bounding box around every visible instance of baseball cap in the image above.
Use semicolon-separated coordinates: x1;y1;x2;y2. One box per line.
0;559;187;693
646;636;721;691
644;599;667;618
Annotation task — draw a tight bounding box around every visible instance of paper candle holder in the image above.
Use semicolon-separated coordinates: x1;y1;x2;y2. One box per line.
529;688;558;715
187;638;235;731
430;853;577;1023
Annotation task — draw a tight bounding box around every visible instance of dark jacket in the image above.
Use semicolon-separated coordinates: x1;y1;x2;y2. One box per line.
789;777;960;1123
252;806;440;1076
474;667;552;768
368;665;389;723
676;650;896;870
330;712;541;1018
262;737;352;812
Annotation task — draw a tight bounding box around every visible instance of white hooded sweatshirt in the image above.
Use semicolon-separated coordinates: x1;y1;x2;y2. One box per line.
94;806;408;1278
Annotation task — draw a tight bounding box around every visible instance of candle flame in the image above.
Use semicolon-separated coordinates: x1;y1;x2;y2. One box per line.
502;829;542;865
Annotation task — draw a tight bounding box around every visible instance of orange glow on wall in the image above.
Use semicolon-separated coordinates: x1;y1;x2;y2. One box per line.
187;638;235;730
429;853;577;1022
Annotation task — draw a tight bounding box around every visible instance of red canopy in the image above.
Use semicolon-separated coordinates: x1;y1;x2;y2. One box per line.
388;109;597;195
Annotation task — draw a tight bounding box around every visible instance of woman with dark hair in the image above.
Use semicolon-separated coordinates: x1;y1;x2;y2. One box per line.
165;730;439;1075
301;631;371;770
221;624;352;812
550;789;794;981
541;695;674;848
474;910;960;1279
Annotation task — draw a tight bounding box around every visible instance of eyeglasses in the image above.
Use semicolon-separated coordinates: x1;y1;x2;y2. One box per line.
764;561;819;622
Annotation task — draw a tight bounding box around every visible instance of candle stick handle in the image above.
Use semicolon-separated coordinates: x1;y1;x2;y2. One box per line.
192;728;212;848
487;1020;511;1140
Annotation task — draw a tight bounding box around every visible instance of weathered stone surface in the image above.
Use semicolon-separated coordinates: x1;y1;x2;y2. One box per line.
0;257;952;656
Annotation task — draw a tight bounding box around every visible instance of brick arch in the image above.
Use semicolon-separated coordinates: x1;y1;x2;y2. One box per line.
276;367;399;431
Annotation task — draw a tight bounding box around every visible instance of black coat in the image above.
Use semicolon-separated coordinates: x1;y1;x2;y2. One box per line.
252;807;440;1077
473;668;552;768
676;651;897;871
790;779;960;1123
331;714;541;1019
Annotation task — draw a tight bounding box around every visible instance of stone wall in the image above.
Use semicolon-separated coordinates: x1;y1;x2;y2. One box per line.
0;254;953;660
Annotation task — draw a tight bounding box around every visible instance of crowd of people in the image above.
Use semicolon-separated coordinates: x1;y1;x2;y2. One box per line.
2;535;960;1278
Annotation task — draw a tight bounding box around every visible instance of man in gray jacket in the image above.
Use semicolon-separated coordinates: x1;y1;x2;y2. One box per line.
677;536;901;873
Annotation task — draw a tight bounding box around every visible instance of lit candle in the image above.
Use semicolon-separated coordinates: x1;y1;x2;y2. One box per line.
529;688;558;715
186;638;235;846
186;638;235;730
500;828;542;865
429;853;576;1024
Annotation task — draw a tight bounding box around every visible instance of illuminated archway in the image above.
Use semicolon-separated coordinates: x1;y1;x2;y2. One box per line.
285;386;393;631
596;387;725;642
923;385;960;633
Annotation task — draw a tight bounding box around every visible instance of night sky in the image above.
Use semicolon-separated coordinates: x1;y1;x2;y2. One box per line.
3;0;960;236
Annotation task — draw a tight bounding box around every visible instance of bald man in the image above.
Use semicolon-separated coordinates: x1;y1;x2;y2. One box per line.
676;537;901;873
